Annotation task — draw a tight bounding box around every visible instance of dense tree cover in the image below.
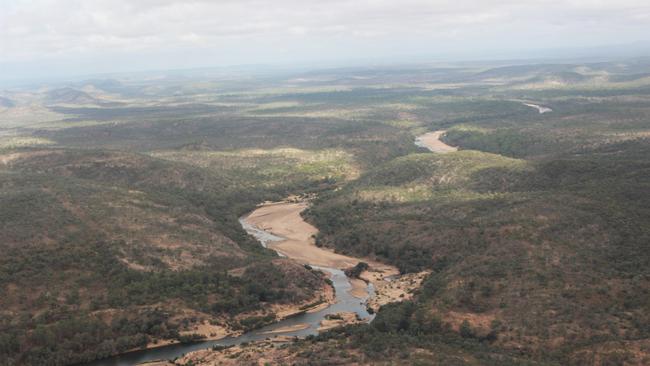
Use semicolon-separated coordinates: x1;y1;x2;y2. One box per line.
0;152;329;365
3;310;164;366
3;60;650;365
0;235;321;364
344;262;368;278
283;301;551;365
1;101;421;364
303;96;650;363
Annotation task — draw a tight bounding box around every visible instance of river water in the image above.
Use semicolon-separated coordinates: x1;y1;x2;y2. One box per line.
522;102;553;114
80;213;373;366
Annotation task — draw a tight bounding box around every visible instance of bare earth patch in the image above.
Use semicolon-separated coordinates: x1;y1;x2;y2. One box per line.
137;361;175;366
318;312;363;332
260;323;310;335
415;130;458;153
179;321;233;341
176;343;283;366
348;278;369;299
363;270;430;312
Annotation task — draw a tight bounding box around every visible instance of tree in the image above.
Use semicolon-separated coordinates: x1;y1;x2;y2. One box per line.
459;320;473;338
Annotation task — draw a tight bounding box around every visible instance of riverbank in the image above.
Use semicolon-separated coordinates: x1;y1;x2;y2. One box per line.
160;131;454;365
243;201;401;301
363;270;430;312
243;201;359;269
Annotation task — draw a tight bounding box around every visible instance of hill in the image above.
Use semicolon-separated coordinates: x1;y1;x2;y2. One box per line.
0;149;329;365
0;59;649;365
299;95;650;364
46;88;101;105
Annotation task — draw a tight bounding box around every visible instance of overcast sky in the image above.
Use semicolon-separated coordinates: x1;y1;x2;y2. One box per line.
2;0;650;80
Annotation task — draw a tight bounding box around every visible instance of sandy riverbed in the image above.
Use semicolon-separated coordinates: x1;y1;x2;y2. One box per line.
246;202;364;269
178;321;233;341
348;278;369;299
243;201;400;299
415;131;458;153
260;323;310;334
317;312;363;332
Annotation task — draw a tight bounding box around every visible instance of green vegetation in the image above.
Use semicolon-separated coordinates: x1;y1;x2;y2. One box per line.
1;59;650;365
300;65;650;364
344;262;369;279
0;150;329;364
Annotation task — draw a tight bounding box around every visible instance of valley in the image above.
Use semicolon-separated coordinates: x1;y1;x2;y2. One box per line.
80;196;416;366
1;59;649;366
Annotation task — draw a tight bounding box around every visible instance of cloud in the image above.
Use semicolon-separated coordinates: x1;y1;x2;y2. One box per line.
1;0;650;76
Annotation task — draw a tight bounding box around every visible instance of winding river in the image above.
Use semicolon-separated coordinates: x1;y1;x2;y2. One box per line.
81;132;454;366
82;204;375;366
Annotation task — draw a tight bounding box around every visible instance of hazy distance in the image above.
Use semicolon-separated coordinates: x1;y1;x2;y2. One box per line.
2;0;650;82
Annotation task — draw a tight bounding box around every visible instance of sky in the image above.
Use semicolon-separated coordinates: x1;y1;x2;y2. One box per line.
2;0;650;81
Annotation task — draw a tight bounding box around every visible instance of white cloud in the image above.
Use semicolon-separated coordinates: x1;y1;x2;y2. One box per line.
1;0;650;76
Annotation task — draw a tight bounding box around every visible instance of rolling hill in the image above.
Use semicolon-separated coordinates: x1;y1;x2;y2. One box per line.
0;59;649;365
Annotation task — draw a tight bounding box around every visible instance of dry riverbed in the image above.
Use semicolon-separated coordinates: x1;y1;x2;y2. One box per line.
243;201;401;301
414;130;458;153
260;323;310;335
244;201;359;268
242;200;427;318
132;134;448;365
155;194;429;366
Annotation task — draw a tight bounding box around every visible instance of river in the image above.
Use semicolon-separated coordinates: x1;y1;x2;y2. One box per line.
80;205;375;366
522;102;553;114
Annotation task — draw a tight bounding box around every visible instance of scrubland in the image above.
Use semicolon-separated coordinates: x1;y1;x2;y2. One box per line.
1;60;649;365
